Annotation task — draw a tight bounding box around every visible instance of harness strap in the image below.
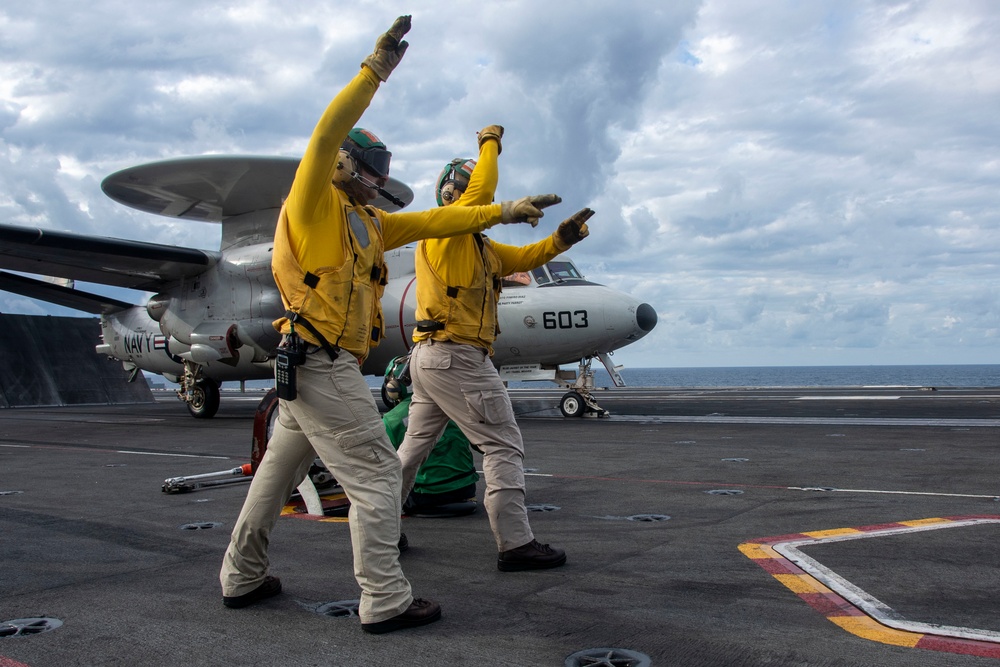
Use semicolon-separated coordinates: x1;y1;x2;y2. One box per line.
284;310;340;362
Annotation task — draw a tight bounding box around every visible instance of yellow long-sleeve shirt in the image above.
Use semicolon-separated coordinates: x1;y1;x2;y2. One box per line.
272;66;505;357
413;138;570;352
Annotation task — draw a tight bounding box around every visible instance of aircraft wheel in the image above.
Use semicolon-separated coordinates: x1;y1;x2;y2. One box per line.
187;378;221;419
560;391;586;418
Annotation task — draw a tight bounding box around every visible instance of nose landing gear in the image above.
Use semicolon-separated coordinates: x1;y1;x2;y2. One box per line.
556;356;616;418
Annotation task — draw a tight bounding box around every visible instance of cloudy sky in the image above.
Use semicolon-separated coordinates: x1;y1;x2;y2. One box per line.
1;0;998;369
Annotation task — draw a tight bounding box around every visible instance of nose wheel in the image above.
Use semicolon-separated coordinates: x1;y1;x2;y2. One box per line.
560;391;585;417
554;356;615;418
559;389;609;418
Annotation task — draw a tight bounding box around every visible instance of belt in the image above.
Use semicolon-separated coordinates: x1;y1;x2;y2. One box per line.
423;339;488;355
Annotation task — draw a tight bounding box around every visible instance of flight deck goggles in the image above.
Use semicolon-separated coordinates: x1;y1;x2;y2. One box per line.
345;144;392;179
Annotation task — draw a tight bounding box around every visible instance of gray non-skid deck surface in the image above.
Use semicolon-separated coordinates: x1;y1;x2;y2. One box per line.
1;388;998;666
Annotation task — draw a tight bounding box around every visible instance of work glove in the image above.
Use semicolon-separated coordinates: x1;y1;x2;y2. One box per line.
477;125;504;155
500;194;562;227
361;15;411;82
555;208;594;247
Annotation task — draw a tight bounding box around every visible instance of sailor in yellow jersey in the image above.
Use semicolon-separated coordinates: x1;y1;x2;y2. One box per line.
219;16;563;634
396;124;594;571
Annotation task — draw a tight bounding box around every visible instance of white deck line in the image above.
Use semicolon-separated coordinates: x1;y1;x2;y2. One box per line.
788;487;1000;499
611;415;1000;427
773;519;1000;643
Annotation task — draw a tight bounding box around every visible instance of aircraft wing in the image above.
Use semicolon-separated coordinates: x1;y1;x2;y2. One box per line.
0;223;220;292
0;271;134;314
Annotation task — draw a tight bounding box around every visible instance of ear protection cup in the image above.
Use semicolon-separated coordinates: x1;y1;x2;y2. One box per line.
439;181;462;205
332;149;356;188
435;158;477;206
384;376;408;404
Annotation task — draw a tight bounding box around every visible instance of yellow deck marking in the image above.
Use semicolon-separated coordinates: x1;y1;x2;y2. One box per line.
830;617;922;648
740;516;1000;659
774;573;832;594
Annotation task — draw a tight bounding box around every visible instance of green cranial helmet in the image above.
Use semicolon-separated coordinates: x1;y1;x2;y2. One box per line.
435;158;477;206
342;128;392;179
382;354;411;406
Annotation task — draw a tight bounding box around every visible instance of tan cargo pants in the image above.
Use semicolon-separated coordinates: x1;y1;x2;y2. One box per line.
397;339;533;552
220;350;413;624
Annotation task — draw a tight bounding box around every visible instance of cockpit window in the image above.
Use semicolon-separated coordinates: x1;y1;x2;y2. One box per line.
530;267;551;285
501;271;532;287
546;260;583;282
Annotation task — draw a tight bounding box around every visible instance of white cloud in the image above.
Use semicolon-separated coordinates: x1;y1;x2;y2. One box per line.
1;0;998;369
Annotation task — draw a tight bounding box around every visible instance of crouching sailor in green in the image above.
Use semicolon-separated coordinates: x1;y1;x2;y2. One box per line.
219;16;562;634
382;378;479;517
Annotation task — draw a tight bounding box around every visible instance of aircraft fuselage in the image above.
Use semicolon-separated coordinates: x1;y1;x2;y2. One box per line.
97;244;656;385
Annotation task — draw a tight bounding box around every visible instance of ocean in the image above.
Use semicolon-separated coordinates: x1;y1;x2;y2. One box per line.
161;364;1000;392
506;365;1000;389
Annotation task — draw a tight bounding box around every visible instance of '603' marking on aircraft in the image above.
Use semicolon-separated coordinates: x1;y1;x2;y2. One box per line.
0;156;657;419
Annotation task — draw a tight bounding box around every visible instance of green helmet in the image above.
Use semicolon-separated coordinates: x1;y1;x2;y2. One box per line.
342;127;392;178
382;354;411;406
435;158;477;206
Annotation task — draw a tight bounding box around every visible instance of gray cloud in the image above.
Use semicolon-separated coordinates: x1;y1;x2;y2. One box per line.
1;1;998;369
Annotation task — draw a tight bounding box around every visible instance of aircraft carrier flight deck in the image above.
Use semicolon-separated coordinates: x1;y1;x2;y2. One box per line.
2;386;999;667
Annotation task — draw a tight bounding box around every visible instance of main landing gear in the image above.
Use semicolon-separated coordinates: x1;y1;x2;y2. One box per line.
178;363;220;419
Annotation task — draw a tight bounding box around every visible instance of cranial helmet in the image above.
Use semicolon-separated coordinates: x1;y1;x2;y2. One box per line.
435;158;477;206
340;127;392;179
382;354;411;406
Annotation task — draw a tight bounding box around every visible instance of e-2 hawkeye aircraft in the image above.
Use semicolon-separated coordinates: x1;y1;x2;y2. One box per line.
0;155;657;419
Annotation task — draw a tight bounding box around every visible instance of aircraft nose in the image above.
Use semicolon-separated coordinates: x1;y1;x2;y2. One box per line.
636;302;657;332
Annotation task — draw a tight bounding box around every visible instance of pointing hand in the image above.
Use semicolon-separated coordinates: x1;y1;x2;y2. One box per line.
500;194;562;227
555;208;594;246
